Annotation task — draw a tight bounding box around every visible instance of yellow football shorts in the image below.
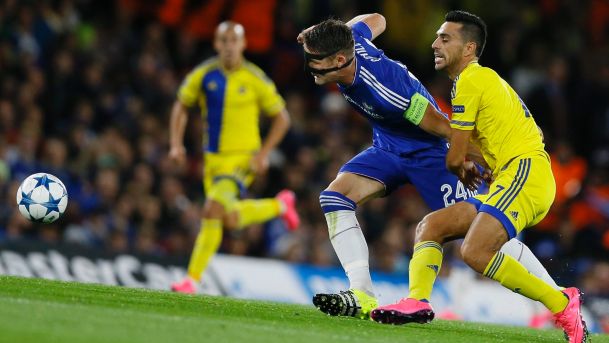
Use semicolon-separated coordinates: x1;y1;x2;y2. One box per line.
466;152;556;239
203;152;256;196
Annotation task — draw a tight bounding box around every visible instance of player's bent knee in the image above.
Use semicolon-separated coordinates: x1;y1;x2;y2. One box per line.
415;213;445;243
460;241;482;271
325;177;350;196
415;216;431;242
203;199;226;219
222;211;239;230
460;241;474;265
460;240;489;272
206;178;239;213
325;172;386;205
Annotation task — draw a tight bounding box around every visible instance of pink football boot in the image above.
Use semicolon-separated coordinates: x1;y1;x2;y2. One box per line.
276;190;300;231
170;277;197;294
553;287;589;343
371;298;434;325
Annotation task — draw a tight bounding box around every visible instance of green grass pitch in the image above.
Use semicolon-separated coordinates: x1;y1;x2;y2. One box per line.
0;276;607;343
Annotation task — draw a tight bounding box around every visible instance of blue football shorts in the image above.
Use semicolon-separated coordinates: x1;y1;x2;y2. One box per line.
339;146;486;210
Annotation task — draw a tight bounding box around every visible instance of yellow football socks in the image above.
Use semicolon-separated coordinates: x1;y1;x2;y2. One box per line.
484;252;568;313
234;199;282;229
187;218;222;281
408;241;443;301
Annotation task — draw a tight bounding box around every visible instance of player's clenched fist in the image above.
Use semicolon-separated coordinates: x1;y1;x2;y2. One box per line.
168;145;187;165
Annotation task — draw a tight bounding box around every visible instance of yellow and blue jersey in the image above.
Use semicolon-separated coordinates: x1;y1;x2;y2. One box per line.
178;57;285;153
449;61;546;174
453;62;555;238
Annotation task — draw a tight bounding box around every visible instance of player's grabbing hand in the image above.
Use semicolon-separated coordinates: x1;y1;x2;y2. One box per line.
458;161;484;191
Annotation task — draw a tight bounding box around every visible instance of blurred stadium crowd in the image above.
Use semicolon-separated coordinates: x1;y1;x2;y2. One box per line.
0;0;608;325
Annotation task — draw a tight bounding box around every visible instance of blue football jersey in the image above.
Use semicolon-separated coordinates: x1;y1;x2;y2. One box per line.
338;22;447;155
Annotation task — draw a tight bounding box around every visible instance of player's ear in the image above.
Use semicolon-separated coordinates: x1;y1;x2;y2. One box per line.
240;35;247;50
465;41;476;57
213;36;221;53
336;53;346;66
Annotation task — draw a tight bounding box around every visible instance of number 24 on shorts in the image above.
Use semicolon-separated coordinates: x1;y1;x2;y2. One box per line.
441;181;478;207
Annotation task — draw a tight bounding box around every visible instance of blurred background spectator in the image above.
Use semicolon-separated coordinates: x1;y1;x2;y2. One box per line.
0;0;608;331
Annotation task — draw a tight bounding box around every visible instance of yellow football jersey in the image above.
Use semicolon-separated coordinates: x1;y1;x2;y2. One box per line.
449;62;546;174
178;58;285;153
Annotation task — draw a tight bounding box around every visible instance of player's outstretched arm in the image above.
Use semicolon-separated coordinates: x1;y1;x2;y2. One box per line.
345;13;386;40
297;13;385;44
416;106;492;181
417;104;452;139
168;100;189;165
446;128;471;173
447;128;484;190
466;144;489;169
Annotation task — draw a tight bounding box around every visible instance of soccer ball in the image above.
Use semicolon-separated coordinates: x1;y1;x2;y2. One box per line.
16;173;68;223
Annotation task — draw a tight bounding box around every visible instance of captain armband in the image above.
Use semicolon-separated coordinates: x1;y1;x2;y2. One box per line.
403;93;430;125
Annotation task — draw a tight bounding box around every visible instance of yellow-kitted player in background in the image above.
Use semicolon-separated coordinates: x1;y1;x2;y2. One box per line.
169;21;300;294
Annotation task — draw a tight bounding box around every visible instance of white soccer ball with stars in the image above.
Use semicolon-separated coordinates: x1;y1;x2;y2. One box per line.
16;173;68;223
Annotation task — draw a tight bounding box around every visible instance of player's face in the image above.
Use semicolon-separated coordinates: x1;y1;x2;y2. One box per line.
432;22;465;72
214;27;246;68
303;44;340;85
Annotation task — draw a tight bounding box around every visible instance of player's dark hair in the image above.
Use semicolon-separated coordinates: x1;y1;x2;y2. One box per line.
445;10;487;57
303;19;354;57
